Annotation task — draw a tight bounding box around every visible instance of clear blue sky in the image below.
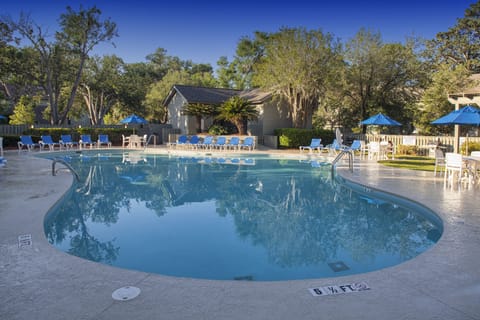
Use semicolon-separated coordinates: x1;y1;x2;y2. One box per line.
1;0;475;68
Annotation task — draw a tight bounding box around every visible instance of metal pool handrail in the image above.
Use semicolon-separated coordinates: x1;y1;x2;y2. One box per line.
331;150;354;174
52;157;80;182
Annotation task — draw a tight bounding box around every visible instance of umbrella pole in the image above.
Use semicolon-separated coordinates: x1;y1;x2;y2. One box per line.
466;133;468;155
454;125;459;153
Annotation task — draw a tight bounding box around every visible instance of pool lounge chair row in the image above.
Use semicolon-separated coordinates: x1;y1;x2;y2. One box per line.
299;138;365;157
169;135;255;151
18;134;113;152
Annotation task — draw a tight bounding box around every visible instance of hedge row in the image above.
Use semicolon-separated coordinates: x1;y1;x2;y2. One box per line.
274;128;335;149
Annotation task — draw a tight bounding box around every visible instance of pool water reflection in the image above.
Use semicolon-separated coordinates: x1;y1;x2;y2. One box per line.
44;152;442;281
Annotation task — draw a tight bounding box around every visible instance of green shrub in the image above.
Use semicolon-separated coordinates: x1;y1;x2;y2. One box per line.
461;141;480;155
208;124;229;135
396;144;419;155
274;128;335;148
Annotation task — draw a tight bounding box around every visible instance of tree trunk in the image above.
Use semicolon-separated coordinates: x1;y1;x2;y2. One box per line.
60;54;87;124
235;119;246;135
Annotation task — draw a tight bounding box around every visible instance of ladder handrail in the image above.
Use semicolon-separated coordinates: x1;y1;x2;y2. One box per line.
331;149;354;174
52;158;80;182
143;134;155;151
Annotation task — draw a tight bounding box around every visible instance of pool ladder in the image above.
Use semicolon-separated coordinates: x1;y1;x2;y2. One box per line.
143;134;155;151
331;150;354;174
52;158;80;182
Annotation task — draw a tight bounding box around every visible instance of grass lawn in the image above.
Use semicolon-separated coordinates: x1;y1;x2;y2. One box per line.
378;155;439;172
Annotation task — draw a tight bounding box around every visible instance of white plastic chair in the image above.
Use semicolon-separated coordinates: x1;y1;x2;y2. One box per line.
122;134;130;148
299;138;322;153
444;153;467;188
368;142;380;160
434;148;445;177
360;140;368;159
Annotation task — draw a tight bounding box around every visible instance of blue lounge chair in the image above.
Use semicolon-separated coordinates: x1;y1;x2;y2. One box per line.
40;135;60;151
173;135;188;149
98;134;112;148
299;138;322;153
226;136;240;150
349;140;362;151
18;135;39;151
345;140;362;158
80;134;96;149
239;137;255;151
200;136;214;150
186;135;200;149
60;135;79;149
213;136;226;150
326;139;347;155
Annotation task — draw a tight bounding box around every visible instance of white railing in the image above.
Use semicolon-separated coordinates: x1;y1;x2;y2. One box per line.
350;134;480;153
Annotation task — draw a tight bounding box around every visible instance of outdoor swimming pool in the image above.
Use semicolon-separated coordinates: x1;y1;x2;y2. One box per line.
43;151;442;281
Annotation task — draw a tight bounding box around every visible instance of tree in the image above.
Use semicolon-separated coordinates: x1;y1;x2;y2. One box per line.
9;95;35;124
253;27;342;128
145;47;184;81
216;56;237;88
144;70;192;124
0;45;40;110
217;32;269;90
416;65;471;134
113;62;156;122
181;103;218;133
342;29;425;132
56;5;118;124
144;69;217;123
216;96;258;135
429;1;480;73
2;6;117;124
79;55;123;124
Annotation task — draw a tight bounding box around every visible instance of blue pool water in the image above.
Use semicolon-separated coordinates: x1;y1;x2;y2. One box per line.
44;151;442;281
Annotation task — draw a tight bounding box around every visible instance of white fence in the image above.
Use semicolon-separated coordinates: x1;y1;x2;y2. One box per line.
350;134;480;156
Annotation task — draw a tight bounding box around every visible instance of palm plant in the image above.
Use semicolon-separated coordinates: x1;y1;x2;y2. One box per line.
181;103;218;132
216;96;259;135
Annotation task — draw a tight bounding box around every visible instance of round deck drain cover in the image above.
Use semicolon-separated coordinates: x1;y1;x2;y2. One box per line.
112;286;141;301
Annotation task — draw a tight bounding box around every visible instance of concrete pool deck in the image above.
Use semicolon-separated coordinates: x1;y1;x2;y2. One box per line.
0;147;479;320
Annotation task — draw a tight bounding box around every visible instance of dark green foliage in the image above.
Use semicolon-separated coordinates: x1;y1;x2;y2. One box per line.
274;128;335;148
396;145;420;155
1;135;23;148
217;96;259;135
207;124;230;135
461;141;480;154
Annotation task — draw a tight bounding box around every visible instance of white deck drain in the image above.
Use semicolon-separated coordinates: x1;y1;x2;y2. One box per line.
112;286;141;301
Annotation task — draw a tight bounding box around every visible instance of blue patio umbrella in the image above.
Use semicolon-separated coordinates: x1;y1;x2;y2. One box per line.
361;113;401;126
120;114;148;124
120;114;147;134
431;105;480;153
431;105;480;126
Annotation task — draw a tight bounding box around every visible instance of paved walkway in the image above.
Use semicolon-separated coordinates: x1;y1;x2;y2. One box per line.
0;147;479;320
